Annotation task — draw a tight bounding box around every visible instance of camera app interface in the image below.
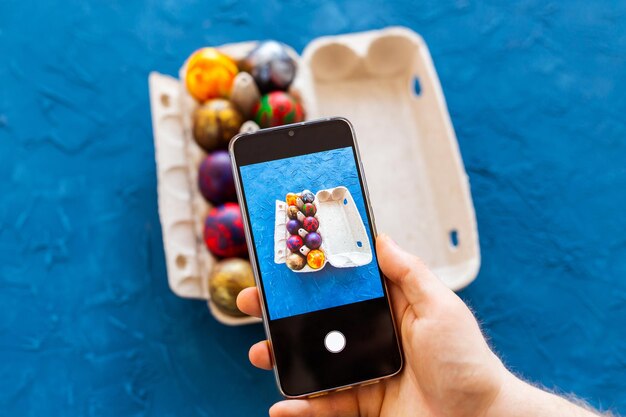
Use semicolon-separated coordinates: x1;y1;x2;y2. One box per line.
240;146;384;320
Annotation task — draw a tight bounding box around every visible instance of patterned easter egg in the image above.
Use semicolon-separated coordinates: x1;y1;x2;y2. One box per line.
301;190;315;204
286;206;300;220
287;235;303;253
241;40;297;94
203;203;248;258
307;249;325;269
285;192;298;206
253;91;304;128
192;99;243;152
303;216;319;233
185;47;238;102
302;203;316;217
209;258;255;316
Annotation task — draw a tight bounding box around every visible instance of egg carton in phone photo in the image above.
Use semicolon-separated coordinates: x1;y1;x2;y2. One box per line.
149;26;480;326
274;186;373;273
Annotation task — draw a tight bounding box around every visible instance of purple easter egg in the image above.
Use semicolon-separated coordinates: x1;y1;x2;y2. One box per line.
198;151;236;205
303;216;319;233
286;219;300;235
286;235;303;253
304;232;322;249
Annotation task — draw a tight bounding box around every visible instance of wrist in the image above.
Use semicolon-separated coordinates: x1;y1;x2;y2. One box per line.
483;369;526;417
485;369;602;417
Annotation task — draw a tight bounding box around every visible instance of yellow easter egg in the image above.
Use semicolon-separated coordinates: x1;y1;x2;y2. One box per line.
185;48;238;102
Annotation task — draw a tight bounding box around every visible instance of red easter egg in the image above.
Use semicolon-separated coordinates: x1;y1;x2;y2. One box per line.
253;91;304;128
287;235;303;253
203;203;248;258
302;203;316;217
303;216;319;233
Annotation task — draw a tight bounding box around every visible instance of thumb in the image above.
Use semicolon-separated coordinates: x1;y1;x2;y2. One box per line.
376;234;442;307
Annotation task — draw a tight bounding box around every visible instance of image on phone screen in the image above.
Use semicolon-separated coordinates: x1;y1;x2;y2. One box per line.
240;146;384;320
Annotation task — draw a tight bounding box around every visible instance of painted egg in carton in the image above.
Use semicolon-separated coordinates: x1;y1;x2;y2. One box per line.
149;27;481;326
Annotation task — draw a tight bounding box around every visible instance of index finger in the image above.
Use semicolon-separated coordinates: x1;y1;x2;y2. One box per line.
237;286;263;318
376;234;442;308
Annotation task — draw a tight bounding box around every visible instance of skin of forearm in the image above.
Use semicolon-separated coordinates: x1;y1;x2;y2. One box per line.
485;371;610;417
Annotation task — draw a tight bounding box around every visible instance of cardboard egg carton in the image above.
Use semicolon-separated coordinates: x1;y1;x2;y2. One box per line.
149;26;480;326
274;187;373;272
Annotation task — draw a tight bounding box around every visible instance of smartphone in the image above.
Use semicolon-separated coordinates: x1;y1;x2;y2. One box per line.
229;118;402;398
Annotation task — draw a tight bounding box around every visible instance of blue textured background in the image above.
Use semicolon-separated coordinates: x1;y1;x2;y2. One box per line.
1;0;625;415
240;147;382;320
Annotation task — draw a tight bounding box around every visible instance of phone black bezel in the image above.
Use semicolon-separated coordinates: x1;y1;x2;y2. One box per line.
230;118;403;397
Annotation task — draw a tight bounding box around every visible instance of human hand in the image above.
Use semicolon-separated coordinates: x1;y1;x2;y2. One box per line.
237;234;508;417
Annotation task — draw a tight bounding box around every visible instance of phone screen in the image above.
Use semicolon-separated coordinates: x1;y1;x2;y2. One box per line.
240;145;383;319
232;119;402;397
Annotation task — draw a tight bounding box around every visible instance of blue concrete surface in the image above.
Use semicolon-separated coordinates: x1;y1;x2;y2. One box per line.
1;0;625;415
240;147;382;320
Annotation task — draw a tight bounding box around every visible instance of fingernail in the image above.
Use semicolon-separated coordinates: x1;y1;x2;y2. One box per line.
380;233;398;248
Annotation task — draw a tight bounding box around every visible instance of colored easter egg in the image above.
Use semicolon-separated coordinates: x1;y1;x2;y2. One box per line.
208;258;255;316
203;203;248;258
286;219;300;235
301;190;315;204
307;249;325;269
286;235;303;253
285;192;298;206
198;151;236;205
302;203;316;217
303;216;319;233
193;99;243;152
241;41;297;94
253;91;304;128
304;232;322;249
185;47;238;102
286;206;300;220
286;253;307;271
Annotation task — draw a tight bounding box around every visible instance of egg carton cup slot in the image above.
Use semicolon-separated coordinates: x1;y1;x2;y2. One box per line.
149;26;480;326
275;186;372;273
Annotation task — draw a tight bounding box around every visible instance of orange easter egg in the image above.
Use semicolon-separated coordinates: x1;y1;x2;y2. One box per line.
307;249;325;269
185;48;238;102
286;192;298;206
